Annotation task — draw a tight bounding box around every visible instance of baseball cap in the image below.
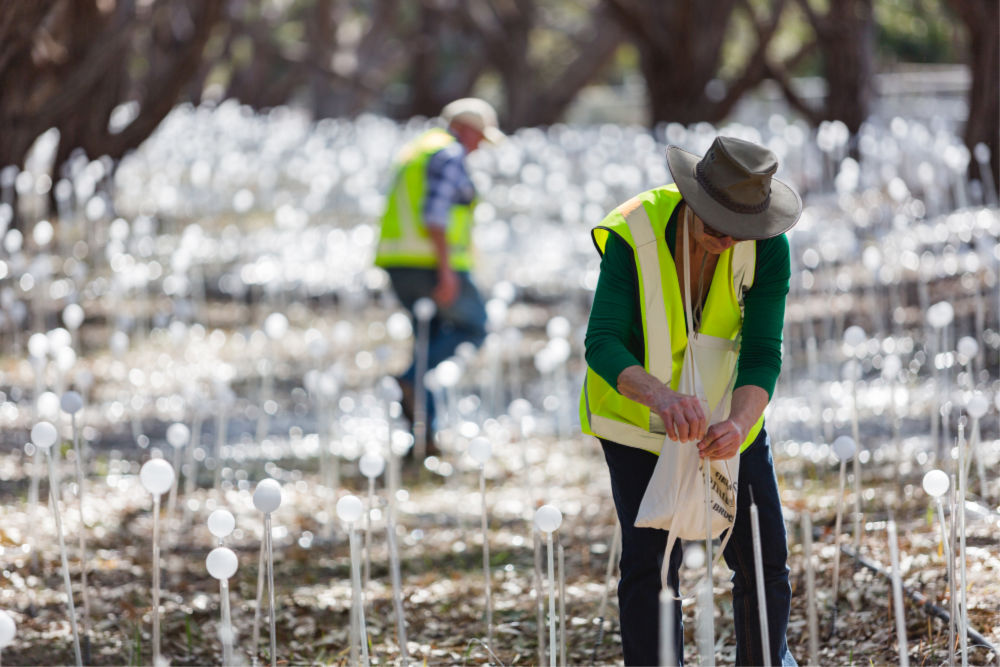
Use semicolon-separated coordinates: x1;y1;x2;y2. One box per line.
440;98;505;144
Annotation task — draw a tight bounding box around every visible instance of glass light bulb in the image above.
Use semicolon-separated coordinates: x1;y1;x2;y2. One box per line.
414;297;436;321
534;504;562;533
253;479;282;513
468;437;492;464
207;509;236;539
140;459;175;496
832;436;856;461
336;495;363;523
967;394;989;419
0;609;15;648
359;452;386;479
30;421;58;450
206;546;238;580
60;391;84;415
166;423;191;448
922;469;949;498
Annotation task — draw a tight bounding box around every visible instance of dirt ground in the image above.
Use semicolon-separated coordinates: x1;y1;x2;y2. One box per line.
0;424;997;667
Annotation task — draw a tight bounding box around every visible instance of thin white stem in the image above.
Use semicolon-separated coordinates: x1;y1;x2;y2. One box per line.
152;494;162;667
802;513;819;666
221;578;234;666
659;587;676;666
887;519;909;667
180;415;202;533
70;414;91;635
593;522;620;649
479;468;492;647
703;463;714;657
749;498;771;666
349;530;370;667
851;381;863;557
166;445;183;533
557;542;566;667
364;478;374;589
252;540;264;664
386;515;408;665
546;532;556;667
265;514;277;667
533;530;545;667
831;459;848;608
958;427;968;667
48;453;82;667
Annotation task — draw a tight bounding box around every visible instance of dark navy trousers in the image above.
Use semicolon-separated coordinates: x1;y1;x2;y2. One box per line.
601;428;796;666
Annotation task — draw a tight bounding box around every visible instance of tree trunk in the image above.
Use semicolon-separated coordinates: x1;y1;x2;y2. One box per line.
605;0;781;126
949;0;1000;187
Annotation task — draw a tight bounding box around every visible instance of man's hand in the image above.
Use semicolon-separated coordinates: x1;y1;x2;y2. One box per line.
433;266;459;307
652;390;707;443
697;419;745;460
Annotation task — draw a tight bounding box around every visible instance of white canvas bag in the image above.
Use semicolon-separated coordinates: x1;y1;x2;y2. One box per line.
634;214;741;587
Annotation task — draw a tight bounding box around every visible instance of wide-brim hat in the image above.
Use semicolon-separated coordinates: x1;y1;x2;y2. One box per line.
666;136;802;240
441;97;506;144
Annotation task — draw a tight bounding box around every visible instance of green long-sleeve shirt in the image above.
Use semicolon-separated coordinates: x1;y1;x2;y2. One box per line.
584;203;791;398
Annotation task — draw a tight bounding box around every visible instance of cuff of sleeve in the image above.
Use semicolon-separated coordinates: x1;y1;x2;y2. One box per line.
734;373;777;400
602;351;643;391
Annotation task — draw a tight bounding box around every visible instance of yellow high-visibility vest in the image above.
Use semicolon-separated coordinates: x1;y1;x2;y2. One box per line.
375;128;474;271
579;185;764;454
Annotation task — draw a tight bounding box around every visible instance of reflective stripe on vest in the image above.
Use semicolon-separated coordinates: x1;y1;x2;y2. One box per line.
375;128;475;271
579;185;763;454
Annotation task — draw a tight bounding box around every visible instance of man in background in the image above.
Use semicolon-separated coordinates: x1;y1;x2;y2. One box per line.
375;98;504;449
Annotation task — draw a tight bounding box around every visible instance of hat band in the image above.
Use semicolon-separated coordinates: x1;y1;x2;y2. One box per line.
695;161;771;215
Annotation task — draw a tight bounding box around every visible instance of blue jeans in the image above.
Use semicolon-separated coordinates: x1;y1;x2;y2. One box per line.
386;267;487;426
601;428;796;666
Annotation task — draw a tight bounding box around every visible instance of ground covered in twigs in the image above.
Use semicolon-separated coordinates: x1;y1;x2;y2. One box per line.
0;426;998;666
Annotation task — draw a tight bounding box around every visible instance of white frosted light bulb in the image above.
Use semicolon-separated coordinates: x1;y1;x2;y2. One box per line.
207;509;236;539
62;303;85;330
206;547;238;580
956;336;979;359
882;354;902;378
435;360;462;388
546;316;571;340
390;431;414;457
414;297;436;321
922;469;949;498
386;312;413;340
140;459;175;496
534;504;563;533
47;328;71;351
27;333;48;359
109;331;129;356
60;391;84;415
832;436;856;461
30;421;58;450
166;423;191;448
264;312;289;339
508;399;532;420
683;544;706;569
253;479;282;513
36;391;61;420
468;437;492;464
336;495;363;523
927;301;954;329
843;325;866;348
547;338;571;364
359;452;386;479
0;609;15;648
967;393;989;419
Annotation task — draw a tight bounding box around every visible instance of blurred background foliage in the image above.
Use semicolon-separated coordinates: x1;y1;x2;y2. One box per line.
0;0;996;182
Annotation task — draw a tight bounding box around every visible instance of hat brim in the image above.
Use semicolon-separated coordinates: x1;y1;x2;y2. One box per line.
483;126;506;144
666;145;802;240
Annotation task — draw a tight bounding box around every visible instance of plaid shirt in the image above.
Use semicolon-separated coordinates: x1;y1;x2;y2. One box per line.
422;136;476;229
